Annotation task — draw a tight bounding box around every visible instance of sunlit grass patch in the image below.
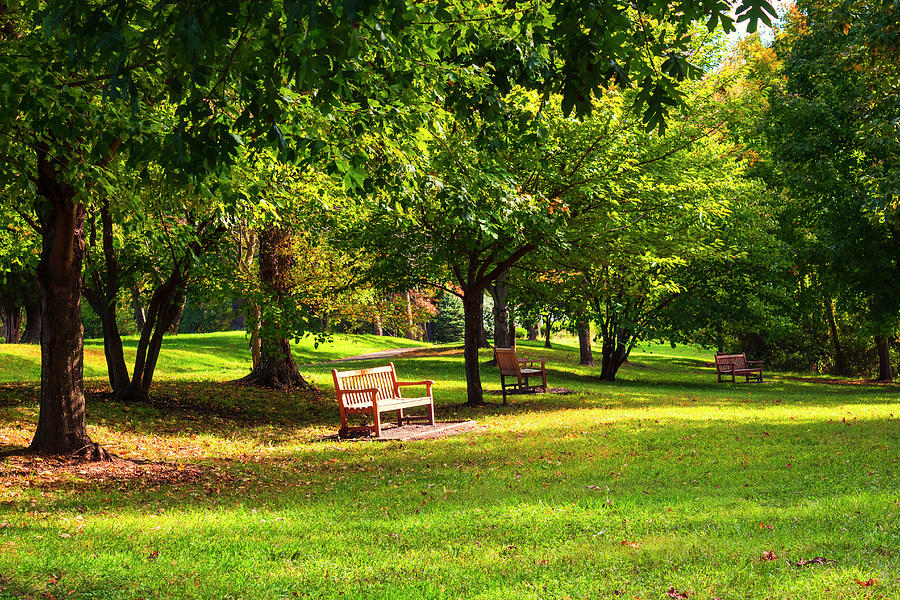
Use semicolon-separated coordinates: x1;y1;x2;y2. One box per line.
0;335;898;599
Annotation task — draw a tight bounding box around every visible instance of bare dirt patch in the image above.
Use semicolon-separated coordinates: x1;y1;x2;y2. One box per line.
0;452;203;489
326;420;478;442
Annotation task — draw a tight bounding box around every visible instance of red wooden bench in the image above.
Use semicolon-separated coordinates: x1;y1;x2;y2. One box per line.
714;352;763;383
332;363;435;437
494;347;547;404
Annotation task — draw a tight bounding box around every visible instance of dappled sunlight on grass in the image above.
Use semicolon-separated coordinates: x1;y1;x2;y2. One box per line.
0;335;898;599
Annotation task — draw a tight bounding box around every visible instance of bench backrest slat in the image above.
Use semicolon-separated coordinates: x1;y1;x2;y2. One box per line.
495;347;521;376
715;353;749;371
333;363;398;408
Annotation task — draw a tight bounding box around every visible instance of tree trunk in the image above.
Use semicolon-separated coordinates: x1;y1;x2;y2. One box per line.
1;304;22;344
83;287;130;394
462;291;485;405
29;148;108;459
526;323;538;341
120;269;186;401
825;299;850;376
578;317;594;366
875;335;893;382
544;312;553;348
373;310;383;336
236;226;310;389
599;342;628;381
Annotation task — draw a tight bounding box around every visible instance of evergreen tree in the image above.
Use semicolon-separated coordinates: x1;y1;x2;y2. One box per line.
434;294;465;343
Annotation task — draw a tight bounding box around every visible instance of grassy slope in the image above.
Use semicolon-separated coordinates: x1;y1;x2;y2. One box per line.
0;333;898;600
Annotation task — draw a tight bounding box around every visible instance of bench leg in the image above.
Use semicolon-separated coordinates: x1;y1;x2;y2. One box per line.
373;410;382;438
428;401;435;426
501;375;507;405
541;369;547;393
396;408;404;425
339;406;348;437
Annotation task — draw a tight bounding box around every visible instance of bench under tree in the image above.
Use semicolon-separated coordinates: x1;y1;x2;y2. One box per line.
714;352;763;383
332;363;435;437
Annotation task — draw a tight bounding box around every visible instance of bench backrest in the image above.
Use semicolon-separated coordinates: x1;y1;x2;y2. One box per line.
715;353;749;371
494;347;521;377
332;363;398;408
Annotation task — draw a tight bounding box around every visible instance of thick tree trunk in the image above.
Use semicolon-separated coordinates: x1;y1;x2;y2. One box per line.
875;335;893;382
29;150;107;459
544;312;553;348
1;304;22;344
236;226;310;390
599;341;628;381
825;299;850;376
578;317;594;366
462;290;485;405
526;323;538;341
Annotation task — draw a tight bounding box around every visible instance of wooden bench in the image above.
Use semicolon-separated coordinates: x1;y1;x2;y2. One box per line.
714;352;763;383
494;347;547;405
332;362;435;437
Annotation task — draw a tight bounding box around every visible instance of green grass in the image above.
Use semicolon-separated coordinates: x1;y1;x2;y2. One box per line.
0;333;898;599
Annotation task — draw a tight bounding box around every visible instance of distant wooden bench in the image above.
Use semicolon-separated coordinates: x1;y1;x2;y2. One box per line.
332;363;435;437
494;347;547;404
714;352;763;383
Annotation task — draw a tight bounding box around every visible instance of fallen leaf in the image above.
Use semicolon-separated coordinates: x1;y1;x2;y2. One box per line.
146;550;159;561
759;522;773;530
855;578;876;587
620;540;640;548
665;587;689;599
760;550;778;561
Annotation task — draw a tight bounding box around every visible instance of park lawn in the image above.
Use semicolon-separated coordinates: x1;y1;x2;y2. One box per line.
0;334;898;600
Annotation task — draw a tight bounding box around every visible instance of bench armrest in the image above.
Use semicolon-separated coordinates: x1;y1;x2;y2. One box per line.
336;387;379;405
747;361;763;367
522;359;545;369
396;380;434;395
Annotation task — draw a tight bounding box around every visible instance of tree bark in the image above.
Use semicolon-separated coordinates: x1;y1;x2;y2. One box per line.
578;317;594;366
462;290;485;405
236;226;310;389
875;335;893;382
29;145;108;459
598;335;629;381
1;304;22;344
825;299;850;375
526;323;538;341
